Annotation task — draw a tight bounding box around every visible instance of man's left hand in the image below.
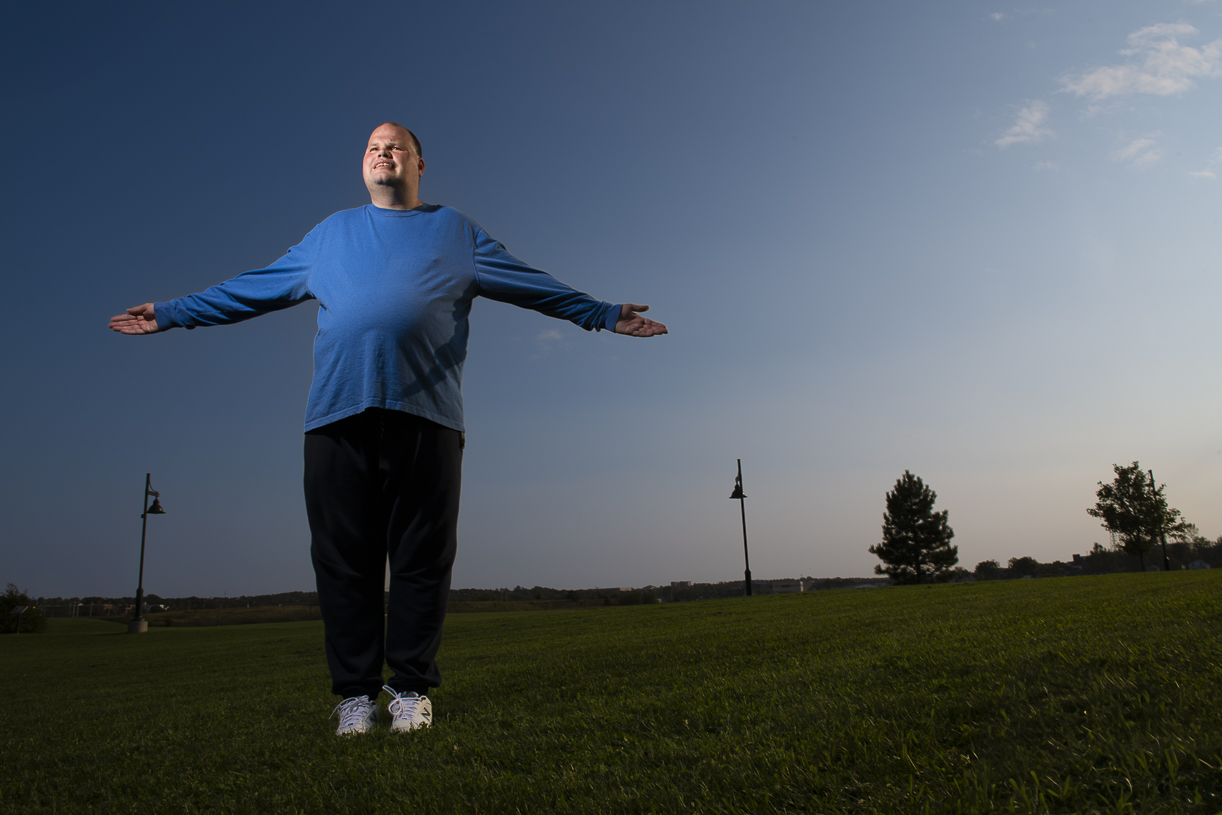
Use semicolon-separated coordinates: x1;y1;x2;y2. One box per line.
614;304;668;337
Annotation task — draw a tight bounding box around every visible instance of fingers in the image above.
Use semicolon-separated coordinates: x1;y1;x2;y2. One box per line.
630;318;668;337
109;303;160;334
615;313;669;337
614;301;668;337
109;317;152;334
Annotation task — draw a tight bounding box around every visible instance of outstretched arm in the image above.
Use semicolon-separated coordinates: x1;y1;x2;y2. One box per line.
614;304;668;337
471;224;669;336
109;303;162;335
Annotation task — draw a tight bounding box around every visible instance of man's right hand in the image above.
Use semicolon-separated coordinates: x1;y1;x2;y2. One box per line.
109;303;162;335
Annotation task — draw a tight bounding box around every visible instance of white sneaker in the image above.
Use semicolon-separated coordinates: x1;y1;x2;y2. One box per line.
332;695;379;735
383;685;432;732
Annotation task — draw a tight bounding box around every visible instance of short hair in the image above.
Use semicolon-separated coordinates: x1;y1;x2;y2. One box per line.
380;121;422;158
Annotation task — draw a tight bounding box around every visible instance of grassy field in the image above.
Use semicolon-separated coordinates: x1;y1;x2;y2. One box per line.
1;572;1219;814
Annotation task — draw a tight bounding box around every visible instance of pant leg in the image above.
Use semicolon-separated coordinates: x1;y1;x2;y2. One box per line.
304;412;389;700
304;408;463;699
381;411;463;695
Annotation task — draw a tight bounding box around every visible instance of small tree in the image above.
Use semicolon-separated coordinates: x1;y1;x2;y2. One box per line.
1007;556;1039;578
944;567;973;583
1;583;47;634
869;471;958;584
974;560;1003;581
1087;462;1184;570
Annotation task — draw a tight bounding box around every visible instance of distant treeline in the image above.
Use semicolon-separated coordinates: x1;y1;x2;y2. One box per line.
969;536;1221;581
33;536;1220;614
448;577;890;606
36;590;319;618
36;579;892;615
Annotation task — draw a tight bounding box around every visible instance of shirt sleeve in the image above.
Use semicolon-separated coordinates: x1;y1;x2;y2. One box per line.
153;240;316;330
470;226;619;332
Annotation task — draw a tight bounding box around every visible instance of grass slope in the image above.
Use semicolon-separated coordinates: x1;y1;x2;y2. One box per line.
1;573;1219;814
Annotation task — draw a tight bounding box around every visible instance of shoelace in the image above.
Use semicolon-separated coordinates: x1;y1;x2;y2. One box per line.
331;696;374;730
383;686;423;719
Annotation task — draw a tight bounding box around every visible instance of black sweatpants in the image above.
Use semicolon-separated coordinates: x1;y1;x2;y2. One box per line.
304;408;463;700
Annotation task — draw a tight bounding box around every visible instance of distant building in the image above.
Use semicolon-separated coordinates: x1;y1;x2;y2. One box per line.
670;581;691;588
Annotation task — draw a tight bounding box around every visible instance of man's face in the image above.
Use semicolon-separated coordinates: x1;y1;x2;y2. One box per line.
363;124;424;196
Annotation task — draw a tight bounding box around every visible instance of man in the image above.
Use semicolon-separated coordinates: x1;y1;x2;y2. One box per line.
109;122;667;735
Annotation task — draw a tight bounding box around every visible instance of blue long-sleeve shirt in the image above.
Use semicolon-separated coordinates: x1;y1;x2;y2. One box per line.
154;204;620;432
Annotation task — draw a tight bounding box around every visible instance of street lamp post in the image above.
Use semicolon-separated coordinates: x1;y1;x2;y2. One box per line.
128;473;165;634
729;459;752;597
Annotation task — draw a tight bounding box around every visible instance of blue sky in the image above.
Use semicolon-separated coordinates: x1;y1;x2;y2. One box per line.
2;1;1219;597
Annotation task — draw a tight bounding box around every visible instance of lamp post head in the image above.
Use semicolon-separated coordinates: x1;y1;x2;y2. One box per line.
146;497;166;515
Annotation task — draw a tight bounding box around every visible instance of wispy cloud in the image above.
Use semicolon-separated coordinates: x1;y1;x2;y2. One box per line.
533;328;564;356
1111;137;1163;169
1060;23;1222;99
1078;102;1119;119
1189;146;1222;178
996;100;1053;148
988;8;1047;23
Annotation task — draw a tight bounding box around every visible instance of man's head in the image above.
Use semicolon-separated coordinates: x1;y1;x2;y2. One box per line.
364;122;425;209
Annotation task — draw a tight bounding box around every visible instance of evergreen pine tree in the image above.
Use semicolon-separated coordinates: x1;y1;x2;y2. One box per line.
869;471;957;584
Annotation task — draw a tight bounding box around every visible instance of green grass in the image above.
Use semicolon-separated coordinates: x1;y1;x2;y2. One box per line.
1;572;1220;814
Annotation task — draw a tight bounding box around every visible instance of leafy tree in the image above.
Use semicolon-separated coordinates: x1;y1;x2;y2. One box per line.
1007;556;1039;578
973;560;1003;581
1171;522;1200;545
869;471;958;584
1;583;47;634
1197;536;1222;566
1087;462;1184;570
